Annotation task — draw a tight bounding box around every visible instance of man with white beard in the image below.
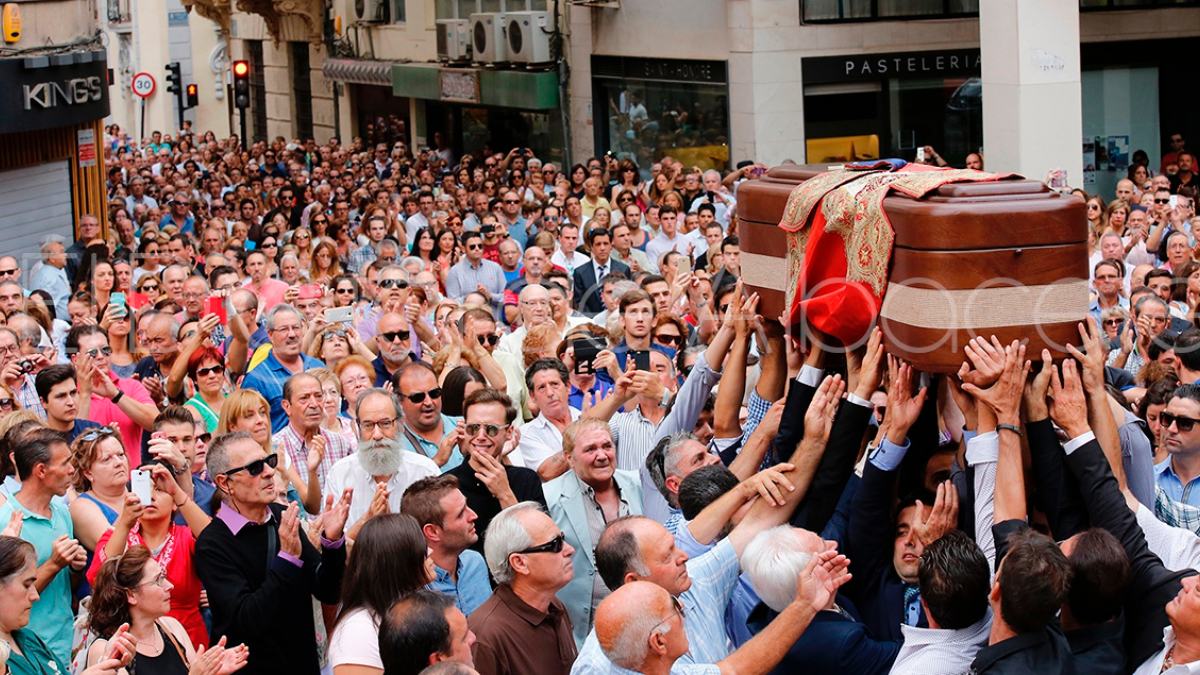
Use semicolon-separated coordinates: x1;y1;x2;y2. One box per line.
325;388;440;538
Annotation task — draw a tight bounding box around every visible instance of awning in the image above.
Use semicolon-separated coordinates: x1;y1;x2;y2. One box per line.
322;58;396;87
392;63;559;110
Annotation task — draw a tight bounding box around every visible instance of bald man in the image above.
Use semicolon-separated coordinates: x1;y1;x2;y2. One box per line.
595;581;689;675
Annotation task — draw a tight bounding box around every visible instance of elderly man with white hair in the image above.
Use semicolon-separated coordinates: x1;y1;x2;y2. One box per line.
31;237;70;318
469;502;578;675
687;170;737;229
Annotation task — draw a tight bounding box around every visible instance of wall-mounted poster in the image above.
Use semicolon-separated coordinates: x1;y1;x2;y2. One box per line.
1107;135;1130;172
1082;137;1096;185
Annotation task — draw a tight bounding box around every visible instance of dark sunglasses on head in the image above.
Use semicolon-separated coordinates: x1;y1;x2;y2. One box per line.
516;533;566;555
222;452;279;477
196;364;225;377
477;334;500;347
380;330;411;343
402;387;442;404
464;422;508;438
378;278;409;290
1162;412;1200;433
79;426;118;443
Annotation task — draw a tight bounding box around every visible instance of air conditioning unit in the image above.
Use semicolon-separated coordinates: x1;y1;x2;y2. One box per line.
354;0;387;23
505;11;552;65
436;19;471;63
470;12;506;64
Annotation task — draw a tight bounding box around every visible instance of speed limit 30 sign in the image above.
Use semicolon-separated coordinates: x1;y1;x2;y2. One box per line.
131;72;156;98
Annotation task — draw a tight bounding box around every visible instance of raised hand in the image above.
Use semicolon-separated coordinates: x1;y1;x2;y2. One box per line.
306;434;326;474
739;463;796;507
1065;321;1105;393
885;356;927;445
322;488;354;541
803;374;845;444
1023;349;1054;421
472;449;516;505
960;340;1028;426
1049;360;1090;439
1;510;21;538
278;502;302;558
795;547;852;613
958;336;1006;389
912;480;959;547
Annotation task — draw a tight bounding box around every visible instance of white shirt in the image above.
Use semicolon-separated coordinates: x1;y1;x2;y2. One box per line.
328;607;382;669
405;212;430;245
518;407;581;470
889;611;991;675
645;232;687;270
323;450;439;526
1134;626;1200;675
552;248;590;276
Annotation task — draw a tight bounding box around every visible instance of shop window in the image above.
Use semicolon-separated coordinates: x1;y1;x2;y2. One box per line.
803;0;978;22
1082;0;1200;7
593;57;730;175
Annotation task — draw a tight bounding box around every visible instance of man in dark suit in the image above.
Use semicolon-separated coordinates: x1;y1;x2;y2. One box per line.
572;227;629;316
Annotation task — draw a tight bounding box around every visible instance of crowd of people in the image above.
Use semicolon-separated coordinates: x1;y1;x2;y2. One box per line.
0;125;1197;675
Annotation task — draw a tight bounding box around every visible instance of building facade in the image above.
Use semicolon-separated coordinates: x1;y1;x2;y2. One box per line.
206;0;1197;189
0;0;111;269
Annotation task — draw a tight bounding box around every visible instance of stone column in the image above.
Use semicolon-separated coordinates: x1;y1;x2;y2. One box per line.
980;0;1082;184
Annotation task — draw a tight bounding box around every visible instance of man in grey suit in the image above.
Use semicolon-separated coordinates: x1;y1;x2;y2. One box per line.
543;417;644;648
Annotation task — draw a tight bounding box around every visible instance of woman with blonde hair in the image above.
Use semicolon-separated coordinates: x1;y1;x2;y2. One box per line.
290;227;315;269
217;390;320;514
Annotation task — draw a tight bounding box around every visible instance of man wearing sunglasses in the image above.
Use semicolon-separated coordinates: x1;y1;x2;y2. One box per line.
358;265;413;346
395;363;464;471
196;431;352;675
446;231;506;310
68;325;159;469
160;195;196;236
1157;384;1200;507
447;389;546;557
469;502;578;675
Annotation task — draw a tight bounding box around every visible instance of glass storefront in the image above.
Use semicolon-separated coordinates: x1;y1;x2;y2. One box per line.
423;102;565;165
592;56;730;175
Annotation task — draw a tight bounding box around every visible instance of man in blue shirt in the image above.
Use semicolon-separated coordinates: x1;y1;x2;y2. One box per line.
1155;383;1200;507
159;194;196;234
241;305;325;433
402;475;493;616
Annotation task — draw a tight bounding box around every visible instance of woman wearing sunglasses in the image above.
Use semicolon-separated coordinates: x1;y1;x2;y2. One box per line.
290;227;315;270
86;546;246;675
182;346;228;434
328;514;434;675
308;324;375;371
86;462;212;651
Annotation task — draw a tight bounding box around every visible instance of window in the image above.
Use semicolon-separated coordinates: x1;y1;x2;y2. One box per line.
291;42;314;140
392;0;407;22
802;0;978;22
435;0;548;19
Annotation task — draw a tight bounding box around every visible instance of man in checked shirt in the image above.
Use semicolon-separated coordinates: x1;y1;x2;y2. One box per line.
271;372;356;514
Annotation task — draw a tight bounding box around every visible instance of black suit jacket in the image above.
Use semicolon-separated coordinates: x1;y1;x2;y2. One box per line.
747;601;900;675
572;258;629;315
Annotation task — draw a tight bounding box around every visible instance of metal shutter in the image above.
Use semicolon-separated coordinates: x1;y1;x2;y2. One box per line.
0;161;74;275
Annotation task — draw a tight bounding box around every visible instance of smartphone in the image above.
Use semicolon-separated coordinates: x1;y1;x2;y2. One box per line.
206;296;227;325
130;469;152;506
675;254;691;274
1170;195;1179;209
915;146;927;163
244;239;257;251
572;337;604;374
111;292;126;308
631;349;651;372
298;283;324;300
324;306;353;325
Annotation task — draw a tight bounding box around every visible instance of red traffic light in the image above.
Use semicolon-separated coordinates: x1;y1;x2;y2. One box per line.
232;60;250;77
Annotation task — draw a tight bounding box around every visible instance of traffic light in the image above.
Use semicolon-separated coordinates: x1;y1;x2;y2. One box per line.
232;60;250;110
165;61;182;95
185;83;198;109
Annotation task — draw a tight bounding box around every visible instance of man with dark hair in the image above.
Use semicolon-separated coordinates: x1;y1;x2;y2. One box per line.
447;389;546;556
0;428;86;664
518;359;580;479
153;405;215;513
573;228;629;316
677;464;740;521
379;590;476;675
446;231;505;309
1157;383;1200;506
890;530;991;673
67;323;158;466
36;364;101;443
394;362;463;470
402;474;492;615
1175;327;1200;384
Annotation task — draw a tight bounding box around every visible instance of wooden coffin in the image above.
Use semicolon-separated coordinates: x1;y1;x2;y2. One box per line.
738;165;1089;373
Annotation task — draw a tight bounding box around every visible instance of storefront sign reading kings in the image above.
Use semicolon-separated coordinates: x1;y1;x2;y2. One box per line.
802;49;982;84
440;70;480;104
0;54;110;134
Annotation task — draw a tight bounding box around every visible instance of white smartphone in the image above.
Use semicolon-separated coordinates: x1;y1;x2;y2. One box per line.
130;469;152;506
324;306;353;325
915;146;926;163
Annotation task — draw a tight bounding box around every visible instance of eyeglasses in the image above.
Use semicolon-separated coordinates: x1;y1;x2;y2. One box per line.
503;199;520;204
196;364;225;377
466;243;483;250
654;334;683;346
378;278;409;290
515;533;566;555
222;452;279;477
1155;199;1171;204
1162;411;1200;433
141;283;160;292
358;417;398;434
1103;318;1123;326
464;422;508;438
262;242;278;248
79;426;118;443
138;568;170;589
380;330;411;343
402;388;442;404
335;287;356;294
0;268;17;277
85;346;113;358
651;596;686;633
477;334;500;347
